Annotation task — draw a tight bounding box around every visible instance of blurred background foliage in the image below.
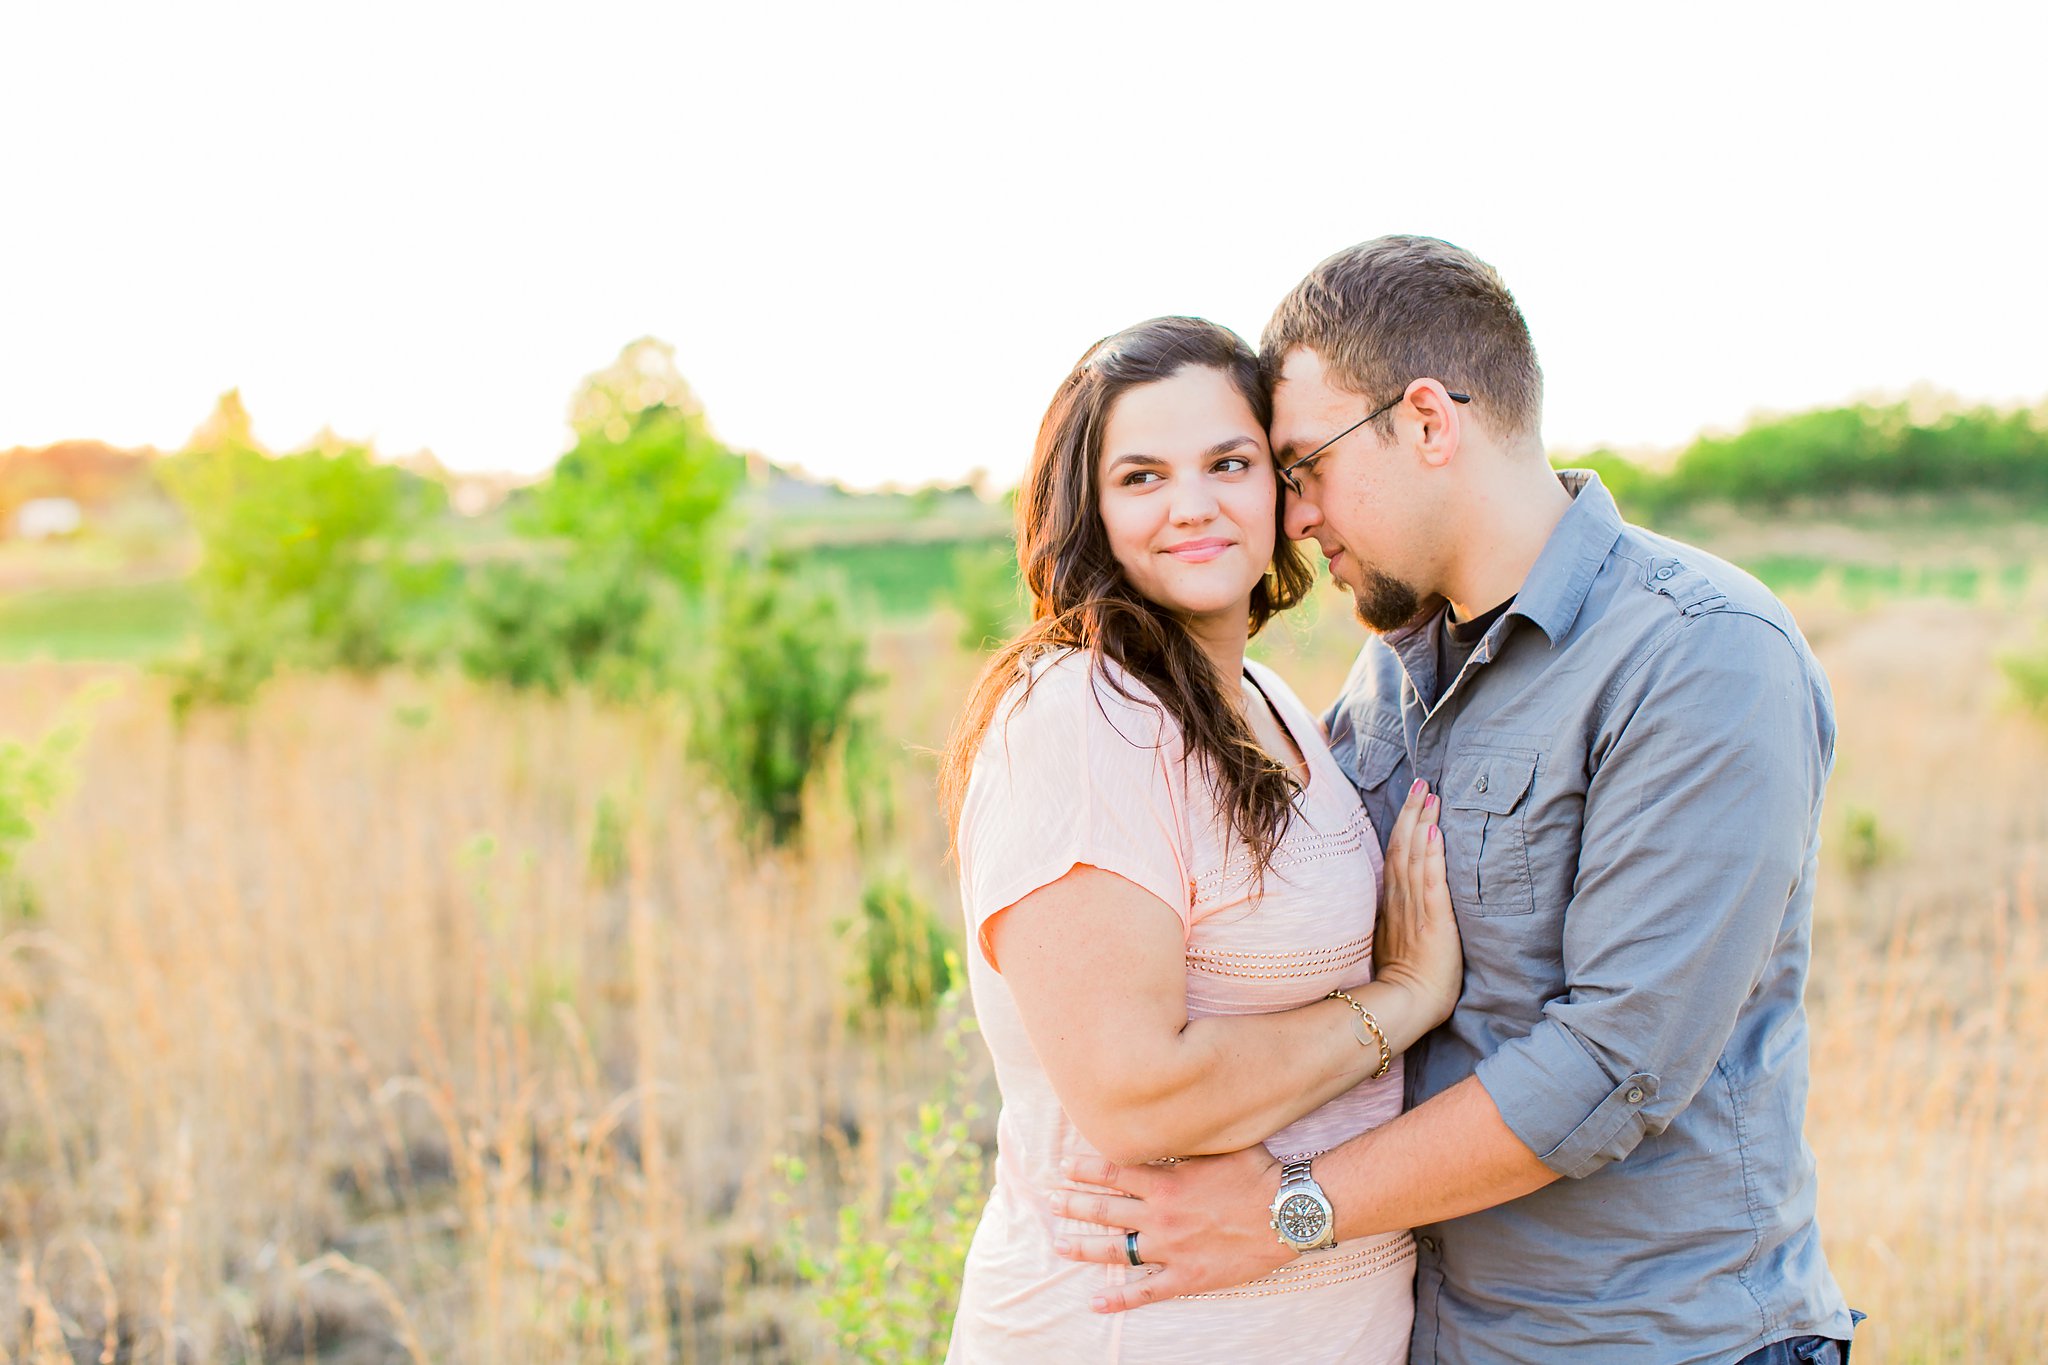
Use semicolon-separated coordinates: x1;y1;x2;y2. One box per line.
1565;398;2048;517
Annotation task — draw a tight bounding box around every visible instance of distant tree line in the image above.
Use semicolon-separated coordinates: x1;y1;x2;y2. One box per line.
1564;399;2048;517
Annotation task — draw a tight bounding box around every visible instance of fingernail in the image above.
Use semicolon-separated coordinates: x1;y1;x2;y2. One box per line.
1409;779;1425;796
1054;1239;1072;1255
1429;825;1441;843
1049;1194;1064;1214
1090;1297;1109;1313
1059;1158;1075;1177
1424;794;1438;811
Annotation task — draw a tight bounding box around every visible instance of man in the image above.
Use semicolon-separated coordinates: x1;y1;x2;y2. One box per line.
1049;236;1860;1363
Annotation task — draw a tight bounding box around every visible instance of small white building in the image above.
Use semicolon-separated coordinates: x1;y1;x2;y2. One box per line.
14;497;82;539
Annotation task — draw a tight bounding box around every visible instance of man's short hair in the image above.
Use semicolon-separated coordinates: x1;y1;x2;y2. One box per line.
1262;235;1543;441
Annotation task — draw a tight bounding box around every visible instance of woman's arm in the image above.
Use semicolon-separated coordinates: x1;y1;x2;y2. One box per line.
988;783;1457;1166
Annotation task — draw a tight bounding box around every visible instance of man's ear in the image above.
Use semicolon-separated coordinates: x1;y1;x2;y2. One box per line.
1404;379;1463;470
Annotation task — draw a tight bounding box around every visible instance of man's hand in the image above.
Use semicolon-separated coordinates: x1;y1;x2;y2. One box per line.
1049;1146;1291;1311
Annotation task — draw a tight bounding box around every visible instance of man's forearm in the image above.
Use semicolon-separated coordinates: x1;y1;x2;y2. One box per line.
1322;1075;1557;1239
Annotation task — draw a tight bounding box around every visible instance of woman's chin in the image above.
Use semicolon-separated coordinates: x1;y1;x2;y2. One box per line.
1149;591;1258;625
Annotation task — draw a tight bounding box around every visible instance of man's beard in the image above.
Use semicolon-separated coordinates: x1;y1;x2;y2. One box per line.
1350;564;1425;633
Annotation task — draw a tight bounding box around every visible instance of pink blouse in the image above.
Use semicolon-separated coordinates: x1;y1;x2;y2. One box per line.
949;649;1414;1363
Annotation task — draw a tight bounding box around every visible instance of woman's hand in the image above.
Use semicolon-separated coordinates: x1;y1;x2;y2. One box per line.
1370;780;1463;1027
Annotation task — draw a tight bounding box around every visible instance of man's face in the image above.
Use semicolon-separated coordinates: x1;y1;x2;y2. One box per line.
1271;347;1428;632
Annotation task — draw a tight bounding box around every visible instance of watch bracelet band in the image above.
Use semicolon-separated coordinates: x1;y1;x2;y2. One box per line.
1272;1152;1336;1250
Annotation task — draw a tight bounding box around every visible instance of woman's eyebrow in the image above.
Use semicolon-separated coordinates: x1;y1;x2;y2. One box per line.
1105;435;1259;472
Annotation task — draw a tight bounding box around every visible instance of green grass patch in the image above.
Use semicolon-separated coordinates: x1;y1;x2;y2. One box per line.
1744;555;1832;594
804;536;1011;618
0;580;197;661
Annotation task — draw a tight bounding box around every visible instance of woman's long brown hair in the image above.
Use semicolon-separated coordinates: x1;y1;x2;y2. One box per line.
939;316;1317;877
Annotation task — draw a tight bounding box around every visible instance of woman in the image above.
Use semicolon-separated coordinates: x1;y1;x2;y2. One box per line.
938;317;1462;1362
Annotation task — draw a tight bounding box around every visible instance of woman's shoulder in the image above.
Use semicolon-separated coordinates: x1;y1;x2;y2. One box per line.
994;647;1177;751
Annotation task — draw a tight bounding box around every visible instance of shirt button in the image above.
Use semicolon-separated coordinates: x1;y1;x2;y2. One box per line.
1418;1236;1438;1254
1475;775;1489;793
1654;565;1675;581
1626;1086;1645;1104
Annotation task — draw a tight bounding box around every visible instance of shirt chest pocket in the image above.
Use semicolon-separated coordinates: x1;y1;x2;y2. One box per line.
1349;732;1411;846
1440;748;1540;917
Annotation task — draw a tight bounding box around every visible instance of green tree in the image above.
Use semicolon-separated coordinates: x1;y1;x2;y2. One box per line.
158;392;449;683
515;338;745;590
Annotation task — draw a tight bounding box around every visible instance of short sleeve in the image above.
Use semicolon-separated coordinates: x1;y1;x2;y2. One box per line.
957;653;1193;969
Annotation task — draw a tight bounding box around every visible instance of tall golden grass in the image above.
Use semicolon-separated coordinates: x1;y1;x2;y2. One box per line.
0;584;2043;1363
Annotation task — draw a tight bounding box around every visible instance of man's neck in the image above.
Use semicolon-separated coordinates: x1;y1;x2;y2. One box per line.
1441;460;1573;622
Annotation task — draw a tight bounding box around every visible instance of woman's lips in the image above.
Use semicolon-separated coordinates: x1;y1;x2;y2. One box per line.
1163;538;1233;563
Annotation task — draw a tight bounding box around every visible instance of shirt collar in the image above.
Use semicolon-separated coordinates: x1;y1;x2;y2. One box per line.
1509;469;1624;646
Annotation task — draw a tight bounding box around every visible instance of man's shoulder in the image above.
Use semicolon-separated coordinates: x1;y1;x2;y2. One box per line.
1590;523;1835;745
1597;522;1813;660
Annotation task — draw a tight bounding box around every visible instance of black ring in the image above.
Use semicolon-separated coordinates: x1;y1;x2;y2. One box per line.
1125;1230;1143;1267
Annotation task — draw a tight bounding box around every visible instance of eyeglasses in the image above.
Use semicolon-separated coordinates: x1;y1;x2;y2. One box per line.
1276;387;1471;495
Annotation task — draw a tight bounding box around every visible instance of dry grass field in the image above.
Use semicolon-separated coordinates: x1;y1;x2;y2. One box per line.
0;573;2044;1362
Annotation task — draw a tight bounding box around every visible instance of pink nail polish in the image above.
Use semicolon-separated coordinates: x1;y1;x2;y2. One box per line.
1409;778;1425;796
1429;824;1441;843
1091;1297;1109;1313
1054;1239;1072;1255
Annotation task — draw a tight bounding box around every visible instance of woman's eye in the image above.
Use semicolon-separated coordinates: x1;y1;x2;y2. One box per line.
1121;469;1163;486
1215;456;1252;474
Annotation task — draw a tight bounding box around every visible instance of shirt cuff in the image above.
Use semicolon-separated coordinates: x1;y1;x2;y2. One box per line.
1475;1022;1661;1179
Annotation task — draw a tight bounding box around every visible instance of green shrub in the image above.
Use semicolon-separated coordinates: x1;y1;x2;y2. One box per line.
946;542;1021;653
0;727;74;878
157;391;449;703
1837;804;1900;878
779;1017;988;1362
153;620;277;726
0;689;98;917
844;873;958;1028
2000;629;2048;717
456;555;676;700
689;561;877;847
587;791;630;890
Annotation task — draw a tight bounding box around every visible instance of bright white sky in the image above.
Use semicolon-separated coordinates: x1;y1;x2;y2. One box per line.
2;2;2040;489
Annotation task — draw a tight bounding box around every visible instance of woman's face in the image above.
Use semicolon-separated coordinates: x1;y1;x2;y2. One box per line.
1095;364;1278;628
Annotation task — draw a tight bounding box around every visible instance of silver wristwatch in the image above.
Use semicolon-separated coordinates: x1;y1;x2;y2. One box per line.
1268;1155;1337;1252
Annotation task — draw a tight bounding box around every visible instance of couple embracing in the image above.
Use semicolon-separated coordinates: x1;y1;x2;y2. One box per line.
937;237;1861;1364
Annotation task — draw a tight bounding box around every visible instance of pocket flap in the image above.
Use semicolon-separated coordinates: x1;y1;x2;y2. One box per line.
1447;750;1538;815
1354;734;1406;789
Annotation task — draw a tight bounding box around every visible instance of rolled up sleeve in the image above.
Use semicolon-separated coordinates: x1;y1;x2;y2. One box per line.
1474;609;1830;1178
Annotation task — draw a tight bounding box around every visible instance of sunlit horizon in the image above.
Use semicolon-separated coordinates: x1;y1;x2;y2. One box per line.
3;2;2040;491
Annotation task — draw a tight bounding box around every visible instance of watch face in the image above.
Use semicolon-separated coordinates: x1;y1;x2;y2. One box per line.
1277;1192;1328;1243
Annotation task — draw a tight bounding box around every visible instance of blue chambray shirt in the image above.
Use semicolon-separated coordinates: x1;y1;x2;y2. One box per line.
1324;472;1855;1365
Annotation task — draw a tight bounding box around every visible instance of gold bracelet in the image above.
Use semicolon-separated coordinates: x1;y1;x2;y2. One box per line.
1327;990;1392;1080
